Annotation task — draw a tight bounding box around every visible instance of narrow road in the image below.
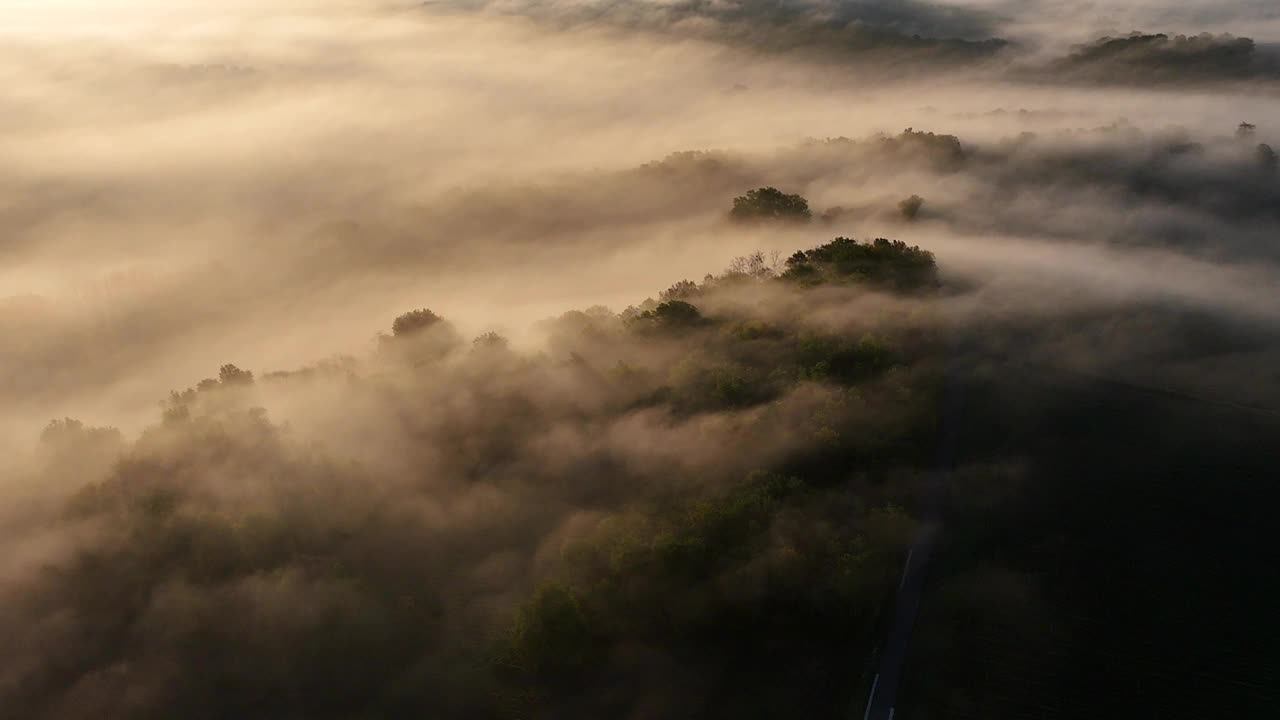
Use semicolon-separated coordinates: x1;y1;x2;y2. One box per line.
861;503;938;720
860;340;966;720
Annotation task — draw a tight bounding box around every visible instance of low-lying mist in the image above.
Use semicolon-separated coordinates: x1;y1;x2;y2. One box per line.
2;1;1279;717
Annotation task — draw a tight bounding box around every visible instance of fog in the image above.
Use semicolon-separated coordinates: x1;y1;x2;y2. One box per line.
2;1;1279;717
3;0;1276;431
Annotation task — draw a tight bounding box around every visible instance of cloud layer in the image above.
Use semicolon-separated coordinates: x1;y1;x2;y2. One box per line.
2;2;1280;716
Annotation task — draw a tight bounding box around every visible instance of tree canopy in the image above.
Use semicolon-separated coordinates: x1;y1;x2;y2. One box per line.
12;234;948;719
784;236;939;291
729;186;812;222
392;308;445;337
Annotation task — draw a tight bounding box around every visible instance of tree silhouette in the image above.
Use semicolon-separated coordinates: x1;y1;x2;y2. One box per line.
899;194;925;220
218;364;254;385
472;331;510;351
392;308;445;337
729;187;811;222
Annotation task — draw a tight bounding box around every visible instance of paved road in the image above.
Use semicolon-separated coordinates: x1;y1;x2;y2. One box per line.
860;503;939;720
860;520;942;717
860;342;967;720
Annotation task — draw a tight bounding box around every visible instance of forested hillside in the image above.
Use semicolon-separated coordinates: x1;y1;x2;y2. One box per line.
6;2;1280;715
9;236;949;718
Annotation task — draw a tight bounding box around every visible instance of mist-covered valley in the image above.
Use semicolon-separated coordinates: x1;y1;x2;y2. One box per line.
2;1;1279;718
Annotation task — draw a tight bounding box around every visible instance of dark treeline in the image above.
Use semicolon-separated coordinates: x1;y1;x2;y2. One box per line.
436;0;1011;70
428;0;1280;88
1049;32;1280;85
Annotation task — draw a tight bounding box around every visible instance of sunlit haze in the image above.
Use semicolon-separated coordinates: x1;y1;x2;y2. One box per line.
2;1;1278;718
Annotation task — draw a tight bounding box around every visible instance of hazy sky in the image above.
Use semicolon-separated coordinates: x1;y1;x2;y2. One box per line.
2;0;1278;440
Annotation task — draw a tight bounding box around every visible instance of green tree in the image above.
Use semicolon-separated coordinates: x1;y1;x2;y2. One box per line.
504;585;595;680
629;300;705;333
651;300;703;327
730;187;811;222
784;237;938;291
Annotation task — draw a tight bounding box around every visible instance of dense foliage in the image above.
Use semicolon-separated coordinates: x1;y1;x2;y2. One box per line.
8;236;943;720
729;187;812;223
783;237;939;291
